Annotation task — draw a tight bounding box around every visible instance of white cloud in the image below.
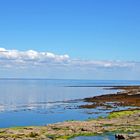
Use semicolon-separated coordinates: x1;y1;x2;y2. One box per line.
0;48;70;68
0;48;138;69
69;59;136;69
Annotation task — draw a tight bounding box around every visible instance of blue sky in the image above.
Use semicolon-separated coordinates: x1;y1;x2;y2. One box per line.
0;0;140;79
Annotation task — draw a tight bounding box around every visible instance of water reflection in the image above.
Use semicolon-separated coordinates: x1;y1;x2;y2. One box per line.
0;79;139;127
0;79;112;111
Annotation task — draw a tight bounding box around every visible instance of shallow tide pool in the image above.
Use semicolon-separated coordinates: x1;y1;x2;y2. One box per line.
70;135;115;140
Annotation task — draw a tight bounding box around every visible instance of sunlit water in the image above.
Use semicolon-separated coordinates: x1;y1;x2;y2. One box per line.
0;79;140;128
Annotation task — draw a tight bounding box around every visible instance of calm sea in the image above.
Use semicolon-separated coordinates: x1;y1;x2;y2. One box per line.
0;79;139;128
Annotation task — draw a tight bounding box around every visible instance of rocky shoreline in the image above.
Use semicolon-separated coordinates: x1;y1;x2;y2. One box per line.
80;86;140;109
0;86;140;140
0;109;139;140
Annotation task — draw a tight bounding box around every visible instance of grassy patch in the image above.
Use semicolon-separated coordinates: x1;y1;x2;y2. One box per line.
103;124;113;127
57;133;97;140
10;126;25;130
108;110;140;119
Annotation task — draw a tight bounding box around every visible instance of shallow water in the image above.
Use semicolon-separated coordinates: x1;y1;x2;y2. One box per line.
71;135;115;140
0;79;139;127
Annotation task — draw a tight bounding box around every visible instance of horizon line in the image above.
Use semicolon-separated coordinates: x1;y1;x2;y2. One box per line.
0;78;140;81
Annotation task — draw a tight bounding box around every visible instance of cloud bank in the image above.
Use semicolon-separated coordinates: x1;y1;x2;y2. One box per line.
0;48;140;80
0;48;137;69
0;48;70;68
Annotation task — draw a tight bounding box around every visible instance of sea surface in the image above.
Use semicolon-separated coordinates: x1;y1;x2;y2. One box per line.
0;79;140;128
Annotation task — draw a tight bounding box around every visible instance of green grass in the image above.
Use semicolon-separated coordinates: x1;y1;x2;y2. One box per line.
57;133;97;140
108;110;140;119
10;126;25;130
103;124;113;127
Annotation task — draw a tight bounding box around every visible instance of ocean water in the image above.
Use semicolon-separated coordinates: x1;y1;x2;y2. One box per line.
0;79;139;128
